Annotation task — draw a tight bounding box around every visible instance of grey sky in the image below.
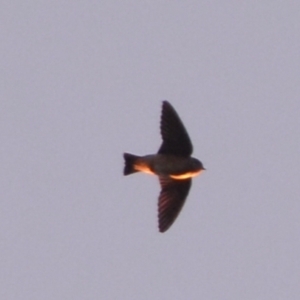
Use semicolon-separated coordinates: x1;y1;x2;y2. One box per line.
1;1;300;299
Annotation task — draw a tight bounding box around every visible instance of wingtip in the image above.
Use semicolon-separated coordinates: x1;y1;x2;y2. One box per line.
162;100;171;107
158;223;169;233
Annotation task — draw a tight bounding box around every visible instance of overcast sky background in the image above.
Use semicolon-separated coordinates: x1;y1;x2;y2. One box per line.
1;1;300;299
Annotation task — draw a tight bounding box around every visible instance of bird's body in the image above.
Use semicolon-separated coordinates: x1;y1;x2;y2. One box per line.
125;154;203;178
123;101;205;232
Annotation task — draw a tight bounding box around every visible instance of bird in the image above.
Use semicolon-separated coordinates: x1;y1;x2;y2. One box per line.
123;101;205;232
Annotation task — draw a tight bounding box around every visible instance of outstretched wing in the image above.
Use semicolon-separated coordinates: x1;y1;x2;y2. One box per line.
158;101;193;156
158;177;192;232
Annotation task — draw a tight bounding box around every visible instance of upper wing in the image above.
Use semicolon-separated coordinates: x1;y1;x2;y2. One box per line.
158;101;193;156
158;177;192;232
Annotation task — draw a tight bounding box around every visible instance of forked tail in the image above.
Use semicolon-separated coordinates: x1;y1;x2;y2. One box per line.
123;153;140;175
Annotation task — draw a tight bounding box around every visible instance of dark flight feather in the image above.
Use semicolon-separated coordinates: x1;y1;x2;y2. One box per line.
158;101;193;157
158;177;192;232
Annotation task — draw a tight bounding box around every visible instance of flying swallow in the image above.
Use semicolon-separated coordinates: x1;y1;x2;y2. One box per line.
123;101;205;232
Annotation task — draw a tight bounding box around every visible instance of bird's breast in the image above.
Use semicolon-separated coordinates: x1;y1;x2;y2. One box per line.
170;169;204;180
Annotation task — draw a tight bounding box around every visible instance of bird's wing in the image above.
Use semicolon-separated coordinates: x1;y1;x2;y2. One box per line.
158;177;192;232
158;101;193;156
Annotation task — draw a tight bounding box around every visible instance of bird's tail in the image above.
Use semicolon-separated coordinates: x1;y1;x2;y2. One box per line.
123;153;140;175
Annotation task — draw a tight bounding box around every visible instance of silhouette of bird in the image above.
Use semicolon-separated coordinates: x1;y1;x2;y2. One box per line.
123;101;205;232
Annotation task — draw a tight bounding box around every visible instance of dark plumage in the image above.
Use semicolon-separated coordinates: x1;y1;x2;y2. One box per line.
123;101;205;232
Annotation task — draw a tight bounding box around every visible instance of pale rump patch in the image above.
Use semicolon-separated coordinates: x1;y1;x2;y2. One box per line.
134;163;154;175
170;169;204;180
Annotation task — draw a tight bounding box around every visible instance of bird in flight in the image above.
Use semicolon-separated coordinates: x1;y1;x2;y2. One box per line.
123;101;205;232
